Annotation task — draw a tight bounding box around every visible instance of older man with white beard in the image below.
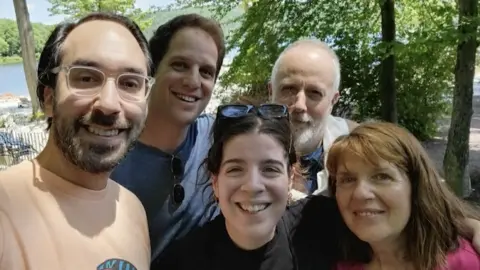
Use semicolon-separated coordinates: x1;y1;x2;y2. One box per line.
269;39;358;198
267;38;480;253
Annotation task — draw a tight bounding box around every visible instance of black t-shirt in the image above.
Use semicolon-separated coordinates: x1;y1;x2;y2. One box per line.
286;195;343;270
151;195;341;270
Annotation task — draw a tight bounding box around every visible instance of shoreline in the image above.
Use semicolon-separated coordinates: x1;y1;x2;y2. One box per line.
0;56;41;65
0;57;23;65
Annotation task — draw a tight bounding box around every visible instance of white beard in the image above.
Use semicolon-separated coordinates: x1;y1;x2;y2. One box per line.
291;112;330;155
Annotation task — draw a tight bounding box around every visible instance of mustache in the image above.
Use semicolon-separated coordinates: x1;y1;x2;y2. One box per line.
78;110;130;129
291;113;313;123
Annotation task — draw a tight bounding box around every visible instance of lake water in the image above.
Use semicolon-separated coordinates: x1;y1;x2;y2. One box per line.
1;62;480;97
0;63;29;96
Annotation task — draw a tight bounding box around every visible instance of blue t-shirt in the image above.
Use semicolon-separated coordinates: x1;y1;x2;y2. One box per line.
111;114;219;260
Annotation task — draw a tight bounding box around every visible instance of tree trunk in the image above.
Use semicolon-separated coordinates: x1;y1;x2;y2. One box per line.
443;0;478;197
12;0;39;115
379;0;397;123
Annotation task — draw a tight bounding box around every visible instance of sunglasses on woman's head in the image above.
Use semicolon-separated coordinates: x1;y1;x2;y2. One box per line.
216;104;289;120
216;103;294;161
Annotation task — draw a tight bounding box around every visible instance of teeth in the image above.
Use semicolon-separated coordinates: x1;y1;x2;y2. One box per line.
238;203;268;213
174;93;196;102
87;126;119;137
355;211;383;217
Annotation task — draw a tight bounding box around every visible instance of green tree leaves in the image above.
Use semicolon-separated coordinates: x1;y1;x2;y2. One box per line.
0;19;52;60
47;0;157;31
176;0;459;139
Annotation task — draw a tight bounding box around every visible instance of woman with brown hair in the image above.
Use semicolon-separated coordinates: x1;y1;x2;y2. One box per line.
326;121;480;270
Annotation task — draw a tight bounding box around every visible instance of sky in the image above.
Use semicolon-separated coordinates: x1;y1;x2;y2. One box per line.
0;0;176;24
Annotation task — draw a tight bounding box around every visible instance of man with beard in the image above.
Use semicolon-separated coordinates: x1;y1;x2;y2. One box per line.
0;12;152;270
111;13;225;264
269;38;480;252
269;39;357;197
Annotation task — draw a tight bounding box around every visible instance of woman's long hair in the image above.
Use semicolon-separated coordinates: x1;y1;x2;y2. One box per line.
326;121;480;270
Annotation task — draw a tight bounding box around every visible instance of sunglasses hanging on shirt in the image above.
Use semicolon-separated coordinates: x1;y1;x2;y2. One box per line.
171;156;185;205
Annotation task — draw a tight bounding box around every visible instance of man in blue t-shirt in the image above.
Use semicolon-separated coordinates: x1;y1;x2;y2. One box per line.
111;14;226;262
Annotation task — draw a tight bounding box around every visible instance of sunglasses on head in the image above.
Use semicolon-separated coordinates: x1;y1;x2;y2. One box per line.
171;156;185;205
217;103;294;164
216;104;289;119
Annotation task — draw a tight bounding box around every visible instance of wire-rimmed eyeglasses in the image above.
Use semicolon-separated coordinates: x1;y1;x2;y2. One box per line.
51;65;155;102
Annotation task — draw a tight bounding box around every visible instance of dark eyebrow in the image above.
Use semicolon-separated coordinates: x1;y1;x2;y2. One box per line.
221;158;245;167
336;171;353;177
262;159;285;168
306;83;327;93
170;55;216;72
373;167;394;175
71;59;146;75
169;55;189;63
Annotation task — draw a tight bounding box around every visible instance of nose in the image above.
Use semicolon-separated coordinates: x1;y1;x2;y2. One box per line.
241;169;266;194
351;180;375;201
291;90;307;114
183;69;201;90
93;78;121;115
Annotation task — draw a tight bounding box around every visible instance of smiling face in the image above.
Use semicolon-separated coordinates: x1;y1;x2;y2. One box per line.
213;132;290;249
334;153;412;245
150;26;218;126
44;20;148;173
